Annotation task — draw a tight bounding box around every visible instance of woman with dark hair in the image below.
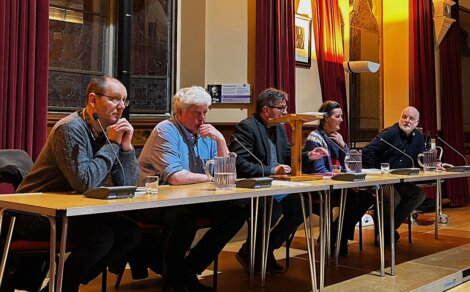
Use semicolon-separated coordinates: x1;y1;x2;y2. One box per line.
303;100;374;255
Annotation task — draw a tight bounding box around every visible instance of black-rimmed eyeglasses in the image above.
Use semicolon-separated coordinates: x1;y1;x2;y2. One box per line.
268;105;288;112
94;93;130;107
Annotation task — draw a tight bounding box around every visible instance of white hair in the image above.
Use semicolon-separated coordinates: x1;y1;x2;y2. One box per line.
173;86;212;114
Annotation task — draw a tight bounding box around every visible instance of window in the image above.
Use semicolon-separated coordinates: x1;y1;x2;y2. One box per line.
48;0;174;115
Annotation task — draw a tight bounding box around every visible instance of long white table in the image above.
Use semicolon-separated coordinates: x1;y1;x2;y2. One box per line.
0;170;468;292
0;181;325;292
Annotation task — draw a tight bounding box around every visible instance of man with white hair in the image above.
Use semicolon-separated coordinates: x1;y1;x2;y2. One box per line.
363;106;426;242
137;86;245;292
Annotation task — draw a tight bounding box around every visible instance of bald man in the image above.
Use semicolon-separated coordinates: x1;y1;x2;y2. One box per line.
362;106;426;242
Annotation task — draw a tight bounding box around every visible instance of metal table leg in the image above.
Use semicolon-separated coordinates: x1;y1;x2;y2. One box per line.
334;189;347;266
249;197;259;288
325;188;331;262
47;217;57;292
389;185;396;276
375;186;385;276
435;179;442;239
261;196;273;287
53;217;68;292
300;192;317;292
318;191;326;291
0;211;15;287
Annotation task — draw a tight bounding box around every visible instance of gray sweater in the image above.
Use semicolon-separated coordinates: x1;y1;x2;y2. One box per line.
17;112;138;193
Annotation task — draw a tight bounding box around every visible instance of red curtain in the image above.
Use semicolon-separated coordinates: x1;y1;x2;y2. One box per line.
313;0;348;142
0;0;49;160
255;0;296;113
409;0;437;135
439;2;469;206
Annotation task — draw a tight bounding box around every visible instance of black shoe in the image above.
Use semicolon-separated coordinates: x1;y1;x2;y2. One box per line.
339;240;348;257
236;247;266;275
108;259;127;275
267;251;285;274
236;248;250;273
384;230;400;245
183;271;214;292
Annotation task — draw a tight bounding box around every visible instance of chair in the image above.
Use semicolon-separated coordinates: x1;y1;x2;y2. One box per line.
358;209;413;251
0;150;48;291
0;150;108;292
113;218;219;290
359;180;441;250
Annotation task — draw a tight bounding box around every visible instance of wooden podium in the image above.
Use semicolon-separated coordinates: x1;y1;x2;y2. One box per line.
270;113;324;181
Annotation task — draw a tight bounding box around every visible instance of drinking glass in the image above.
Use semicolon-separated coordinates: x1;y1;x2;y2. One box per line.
332;165;342;174
380;163;390;174
145;176;159;194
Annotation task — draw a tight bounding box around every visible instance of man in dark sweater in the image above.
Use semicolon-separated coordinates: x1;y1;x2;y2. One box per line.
362;106;426;241
16;76;141;291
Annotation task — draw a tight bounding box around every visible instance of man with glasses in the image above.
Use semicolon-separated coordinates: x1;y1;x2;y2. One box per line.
230;88;326;274
16;76;141;291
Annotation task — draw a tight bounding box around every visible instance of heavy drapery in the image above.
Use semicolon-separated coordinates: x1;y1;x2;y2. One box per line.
439;1;469;206
409;0;437;135
255;0;296;113
0;0;49;160
313;0;349;142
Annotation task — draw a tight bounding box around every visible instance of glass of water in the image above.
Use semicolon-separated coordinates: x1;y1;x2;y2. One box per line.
145;176;159;194
332;165;342;174
380;163;390;174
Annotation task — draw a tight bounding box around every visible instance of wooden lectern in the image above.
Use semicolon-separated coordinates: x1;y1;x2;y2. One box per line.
269;113;324;181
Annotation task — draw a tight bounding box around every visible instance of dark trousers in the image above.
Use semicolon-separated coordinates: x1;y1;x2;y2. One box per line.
384;183;426;231
338;189;375;241
15;213;141;292
137;202;246;286
241;194;307;259
241;190;374;258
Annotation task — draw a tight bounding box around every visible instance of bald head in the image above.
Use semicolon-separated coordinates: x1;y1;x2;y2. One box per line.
398;106;420;136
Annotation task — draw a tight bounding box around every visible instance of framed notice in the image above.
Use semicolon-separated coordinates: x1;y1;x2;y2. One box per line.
295;14;312;67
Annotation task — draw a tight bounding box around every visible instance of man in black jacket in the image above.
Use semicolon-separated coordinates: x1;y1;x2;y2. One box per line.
230;88;325;273
362;106;426;241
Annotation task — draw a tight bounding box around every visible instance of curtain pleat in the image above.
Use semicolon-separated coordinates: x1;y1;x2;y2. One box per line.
439;1;469;206
313;0;348;142
409;0;437;135
0;0;48;160
255;0;296;113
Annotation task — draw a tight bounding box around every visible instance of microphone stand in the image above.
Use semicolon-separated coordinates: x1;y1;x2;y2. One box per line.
232;136;273;286
435;135;470;172
232;137;273;188
379;138;419;175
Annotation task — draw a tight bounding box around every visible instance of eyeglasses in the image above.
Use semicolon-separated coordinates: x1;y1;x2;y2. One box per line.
268;105;288;112
94;93;130;107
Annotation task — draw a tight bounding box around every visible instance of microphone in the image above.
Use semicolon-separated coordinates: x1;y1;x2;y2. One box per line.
92;112;127;186
233;137;265;177
323;135;366;181
232;136;273;188
435;135;470;172
379;137;419;175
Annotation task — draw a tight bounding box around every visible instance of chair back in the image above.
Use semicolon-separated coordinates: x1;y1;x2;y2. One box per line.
0;150;33;190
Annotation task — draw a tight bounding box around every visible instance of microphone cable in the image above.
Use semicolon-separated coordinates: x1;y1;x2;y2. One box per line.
92;112;126;185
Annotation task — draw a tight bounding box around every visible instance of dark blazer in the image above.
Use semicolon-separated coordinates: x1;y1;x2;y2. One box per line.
230;114;291;178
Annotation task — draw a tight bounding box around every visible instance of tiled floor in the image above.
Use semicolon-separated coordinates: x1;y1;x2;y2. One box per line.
78;206;470;291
